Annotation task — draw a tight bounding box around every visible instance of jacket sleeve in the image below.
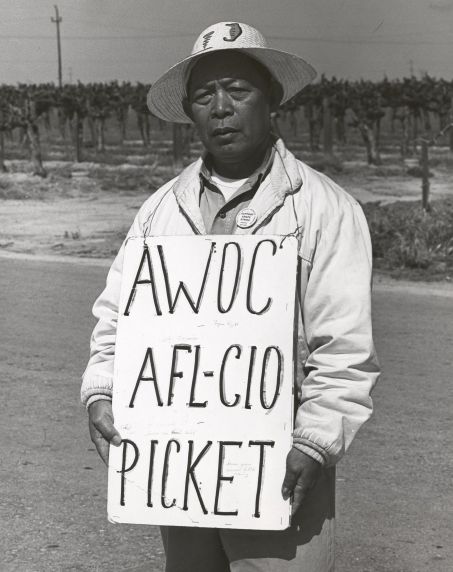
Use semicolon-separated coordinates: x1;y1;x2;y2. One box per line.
80;207;147;409
292;200;380;467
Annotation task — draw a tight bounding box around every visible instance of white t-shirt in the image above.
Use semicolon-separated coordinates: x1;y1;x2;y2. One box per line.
211;170;248;201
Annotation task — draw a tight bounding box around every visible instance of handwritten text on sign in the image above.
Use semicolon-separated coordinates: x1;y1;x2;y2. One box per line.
108;235;298;530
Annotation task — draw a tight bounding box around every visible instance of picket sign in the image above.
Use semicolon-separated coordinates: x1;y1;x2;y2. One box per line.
107;234;298;530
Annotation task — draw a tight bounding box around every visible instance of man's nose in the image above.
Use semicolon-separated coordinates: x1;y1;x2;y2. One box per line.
211;89;233;118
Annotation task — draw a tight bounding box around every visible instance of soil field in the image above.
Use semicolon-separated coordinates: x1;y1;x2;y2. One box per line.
0;134;452;261
1;256;452;572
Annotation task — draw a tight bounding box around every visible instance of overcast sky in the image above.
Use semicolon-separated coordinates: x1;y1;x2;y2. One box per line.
1;0;452;85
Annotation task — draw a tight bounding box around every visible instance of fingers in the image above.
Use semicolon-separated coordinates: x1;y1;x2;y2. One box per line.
92;414;122;446
281;457;298;501
88;400;122;466
281;448;322;515
91;430;110;466
291;481;309;515
282;471;310;515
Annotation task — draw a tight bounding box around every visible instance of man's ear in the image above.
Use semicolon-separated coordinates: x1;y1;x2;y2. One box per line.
269;79;284;112
182;98;193;120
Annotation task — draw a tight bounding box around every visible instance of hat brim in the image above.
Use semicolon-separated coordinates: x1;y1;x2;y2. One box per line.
147;47;317;123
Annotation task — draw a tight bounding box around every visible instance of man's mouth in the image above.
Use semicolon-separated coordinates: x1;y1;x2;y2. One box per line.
212;127;237;136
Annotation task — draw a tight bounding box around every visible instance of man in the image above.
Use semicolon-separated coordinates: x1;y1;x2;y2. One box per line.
82;22;379;572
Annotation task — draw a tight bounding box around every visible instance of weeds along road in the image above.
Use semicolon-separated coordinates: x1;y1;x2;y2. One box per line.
1;256;452;572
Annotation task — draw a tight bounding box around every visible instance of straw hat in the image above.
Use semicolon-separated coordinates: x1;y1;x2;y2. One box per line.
147;21;317;123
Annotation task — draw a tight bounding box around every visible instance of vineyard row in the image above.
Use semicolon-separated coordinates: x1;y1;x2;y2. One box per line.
0;76;452;176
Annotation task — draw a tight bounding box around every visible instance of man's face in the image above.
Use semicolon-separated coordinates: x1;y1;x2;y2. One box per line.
185;52;274;166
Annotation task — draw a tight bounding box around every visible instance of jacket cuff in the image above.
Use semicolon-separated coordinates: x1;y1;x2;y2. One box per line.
81;373;113;407
292;436;328;466
86;394;112;410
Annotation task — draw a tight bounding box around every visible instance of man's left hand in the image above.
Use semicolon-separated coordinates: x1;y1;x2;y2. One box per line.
281;448;322;515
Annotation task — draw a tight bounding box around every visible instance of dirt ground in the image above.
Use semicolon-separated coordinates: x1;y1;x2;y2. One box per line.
1;256;452;572
0;141;452;260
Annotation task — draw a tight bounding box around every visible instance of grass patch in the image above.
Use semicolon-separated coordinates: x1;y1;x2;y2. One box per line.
363;199;453;280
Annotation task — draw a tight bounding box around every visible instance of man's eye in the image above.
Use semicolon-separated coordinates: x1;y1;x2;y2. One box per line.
194;92;211;104
229;87;249;99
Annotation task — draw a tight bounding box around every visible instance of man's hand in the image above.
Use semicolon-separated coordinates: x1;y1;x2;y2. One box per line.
88;400;122;466
281;448;322;515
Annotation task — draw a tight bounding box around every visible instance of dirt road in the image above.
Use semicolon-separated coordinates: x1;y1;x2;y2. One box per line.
1;257;452;571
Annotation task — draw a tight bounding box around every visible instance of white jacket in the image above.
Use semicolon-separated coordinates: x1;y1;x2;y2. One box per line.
81;139;380;467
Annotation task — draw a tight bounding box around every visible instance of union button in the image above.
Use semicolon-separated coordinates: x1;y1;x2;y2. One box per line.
236;208;257;229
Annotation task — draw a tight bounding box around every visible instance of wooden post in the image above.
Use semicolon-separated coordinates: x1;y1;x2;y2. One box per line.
51;5;63;88
421;140;430;211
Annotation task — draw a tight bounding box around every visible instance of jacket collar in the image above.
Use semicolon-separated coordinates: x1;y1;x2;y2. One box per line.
172;138;302;234
199;145;274;190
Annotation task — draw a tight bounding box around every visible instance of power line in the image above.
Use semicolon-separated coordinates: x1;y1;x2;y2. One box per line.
0;33;193;40
1;33;453;45
269;35;453;46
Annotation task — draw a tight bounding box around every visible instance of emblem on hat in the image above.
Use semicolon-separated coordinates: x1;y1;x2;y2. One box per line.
202;23;243;50
202;31;214;50
223;23;242;42
236;208;257;229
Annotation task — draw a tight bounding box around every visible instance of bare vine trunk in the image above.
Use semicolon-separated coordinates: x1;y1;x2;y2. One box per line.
137;112;150;147
449;97;453;152
0;130;7;172
26;122;47;177
122;108;128;141
95;118;106;152
86;116;96;147
375;118;381;149
422;109;432;133
289;109;298;137
0;109;7;172
305;103;320;151
322;96;334;158
335;114;346;144
57;108;67;142
399;116;410;159
183;125;193;156
172;123;184;171
42;110;52;139
390;108;396;134
411;113;419;154
73;111;83;162
358;123;382;165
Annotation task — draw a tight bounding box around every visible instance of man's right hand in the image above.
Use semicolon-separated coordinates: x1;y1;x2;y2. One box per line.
88;400;122;465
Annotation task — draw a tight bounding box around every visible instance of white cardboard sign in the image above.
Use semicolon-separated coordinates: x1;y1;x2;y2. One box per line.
108;235;298;530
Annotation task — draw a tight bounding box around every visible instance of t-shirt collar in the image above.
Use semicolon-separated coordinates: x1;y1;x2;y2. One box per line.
199;144;276;196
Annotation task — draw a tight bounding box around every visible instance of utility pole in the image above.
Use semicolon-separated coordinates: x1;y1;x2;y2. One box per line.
51;5;63;87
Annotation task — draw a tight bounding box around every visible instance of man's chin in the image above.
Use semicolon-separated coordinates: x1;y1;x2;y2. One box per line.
208;142;246;163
